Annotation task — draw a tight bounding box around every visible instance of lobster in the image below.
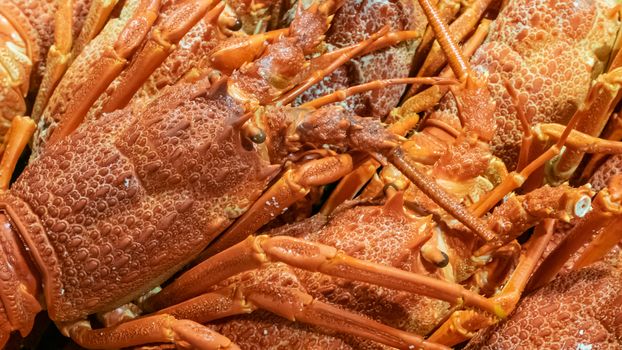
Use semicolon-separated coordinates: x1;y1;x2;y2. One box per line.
0;0;494;348
1;0;622;348
464;171;622;349
296;0;622;346
151;0;622;348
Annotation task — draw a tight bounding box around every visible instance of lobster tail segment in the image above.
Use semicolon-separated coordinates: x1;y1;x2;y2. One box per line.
0;206;43;344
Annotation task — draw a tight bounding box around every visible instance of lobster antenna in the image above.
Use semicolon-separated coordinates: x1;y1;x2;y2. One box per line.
417;0;470;82
300;77;458;109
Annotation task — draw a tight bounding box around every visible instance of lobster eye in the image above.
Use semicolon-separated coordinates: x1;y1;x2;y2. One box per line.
250;129;266;144
436;251;449;268
229;19;242;31
242;123;266;144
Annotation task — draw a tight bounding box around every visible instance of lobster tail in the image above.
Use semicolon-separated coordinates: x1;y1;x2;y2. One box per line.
0;210;42;343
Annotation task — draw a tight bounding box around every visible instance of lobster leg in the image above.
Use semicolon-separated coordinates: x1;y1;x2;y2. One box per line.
306;30;423;71
0;2;36;141
580;113;622;181
209;0;342;75
573;215;622;270
36;0;162;151
31;0;74;121
299;77;457;109
408;0;460;82
320;160;383;215
276;25;391;105
154;282;448;350
503;79;533;172
71;0;121;59
145;235;503;316
527;174;622;291
96;0;221;115
548;63;622;183
203;154;354;256
0;116;35;190
428;219;555;346
536;123;622;154
388;149;498;243
468;83;593;217
208;28;289;74
61;315;237;349
473;183;593;256
472;120;622;220
416;0;470;81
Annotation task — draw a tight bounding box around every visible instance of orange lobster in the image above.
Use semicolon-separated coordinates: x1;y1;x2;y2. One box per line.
0;0;622;348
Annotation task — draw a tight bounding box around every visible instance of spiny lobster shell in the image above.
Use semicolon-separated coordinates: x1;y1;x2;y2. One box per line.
438;0;620;169
465;262;622;349
5;79;276;321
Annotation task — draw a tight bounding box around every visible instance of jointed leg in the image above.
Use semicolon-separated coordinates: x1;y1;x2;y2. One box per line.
276;25;391;105
0;116;35;190
527;174;622;291
300;77;457;109
580;113;622;181
203;154;353;256
469;89;590;217
60;315;237;349
42;0;162;147
31;0;74;121
573;216;622;270
415;0;494;82
407;0;460;89
416;0;470;81
154;282;448;350
397;18;490;117
320;160;382;215
548;55;622;183
311;30;423;68
428;219;555;346
388;148;498;243
535;123;622;154
504;79;533;172
71;0;121;59
145;235;502;316
99;0;220;114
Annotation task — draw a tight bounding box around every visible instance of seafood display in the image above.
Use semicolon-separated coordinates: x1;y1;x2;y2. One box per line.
0;0;621;349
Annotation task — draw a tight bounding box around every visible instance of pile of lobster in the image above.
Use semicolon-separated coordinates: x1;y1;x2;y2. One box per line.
0;0;621;348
